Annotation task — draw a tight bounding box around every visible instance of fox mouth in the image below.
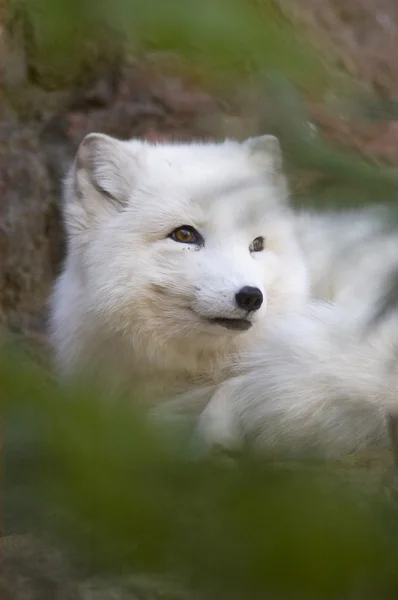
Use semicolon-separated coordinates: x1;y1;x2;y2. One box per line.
208;317;252;331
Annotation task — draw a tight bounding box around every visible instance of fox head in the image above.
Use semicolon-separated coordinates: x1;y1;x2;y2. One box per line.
53;133;309;380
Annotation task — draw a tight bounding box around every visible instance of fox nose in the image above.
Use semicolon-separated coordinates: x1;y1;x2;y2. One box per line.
235;286;263;311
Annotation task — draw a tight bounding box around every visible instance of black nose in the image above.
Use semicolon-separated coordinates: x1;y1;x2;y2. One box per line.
235;286;263;312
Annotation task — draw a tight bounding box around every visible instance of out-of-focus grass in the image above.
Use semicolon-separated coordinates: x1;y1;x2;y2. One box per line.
3;344;398;599
9;0;398;208
256;75;398;208
13;0;325;88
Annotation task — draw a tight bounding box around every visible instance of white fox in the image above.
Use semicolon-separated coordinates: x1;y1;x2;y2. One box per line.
49;132;398;459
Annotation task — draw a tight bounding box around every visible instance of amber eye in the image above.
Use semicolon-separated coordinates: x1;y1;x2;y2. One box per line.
249;236;265;253
169;225;203;245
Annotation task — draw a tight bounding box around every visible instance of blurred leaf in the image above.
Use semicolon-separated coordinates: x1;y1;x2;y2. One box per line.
4;344;398;599
16;0;326;88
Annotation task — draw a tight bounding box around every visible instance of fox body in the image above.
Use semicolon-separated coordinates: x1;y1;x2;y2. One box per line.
50;133;398;458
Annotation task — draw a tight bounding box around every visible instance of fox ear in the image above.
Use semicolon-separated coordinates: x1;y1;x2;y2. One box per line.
243;135;283;176
64;133;142;236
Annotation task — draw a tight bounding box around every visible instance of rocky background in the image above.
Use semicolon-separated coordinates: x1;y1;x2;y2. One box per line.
3;1;398;598
2;0;398;343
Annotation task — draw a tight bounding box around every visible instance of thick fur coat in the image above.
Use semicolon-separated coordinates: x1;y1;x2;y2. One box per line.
50;133;398;458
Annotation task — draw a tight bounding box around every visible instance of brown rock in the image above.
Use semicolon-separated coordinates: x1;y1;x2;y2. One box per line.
0;535;198;600
0;535;80;600
0;122;61;335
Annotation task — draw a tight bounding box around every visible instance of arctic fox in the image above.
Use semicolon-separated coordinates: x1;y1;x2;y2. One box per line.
50;132;398;458
50;133;309;394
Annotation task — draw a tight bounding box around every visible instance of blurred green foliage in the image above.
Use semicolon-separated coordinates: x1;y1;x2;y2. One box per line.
4;344;398;599
13;0;324;87
9;0;398;208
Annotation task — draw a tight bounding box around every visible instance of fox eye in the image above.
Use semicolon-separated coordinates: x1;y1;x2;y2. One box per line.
169;225;203;245
249;236;265;252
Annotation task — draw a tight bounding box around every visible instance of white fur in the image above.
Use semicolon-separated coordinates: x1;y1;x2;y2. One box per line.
295;206;398;312
50;132;398;459
50;133;308;393
195;301;398;459
193;209;398;459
